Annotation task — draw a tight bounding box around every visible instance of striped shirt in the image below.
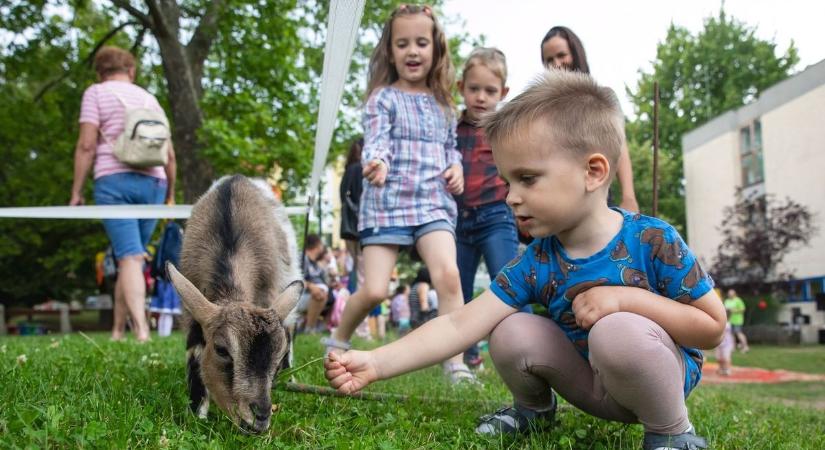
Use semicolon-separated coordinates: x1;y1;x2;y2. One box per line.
359;86;461;230
454;112;508;208
79;80;167;180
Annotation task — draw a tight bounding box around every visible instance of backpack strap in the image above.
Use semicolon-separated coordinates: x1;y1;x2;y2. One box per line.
103;83;129;108
99;83;130;147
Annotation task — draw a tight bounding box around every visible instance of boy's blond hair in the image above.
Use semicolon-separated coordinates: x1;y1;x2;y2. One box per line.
462;47;507;85
483;69;624;176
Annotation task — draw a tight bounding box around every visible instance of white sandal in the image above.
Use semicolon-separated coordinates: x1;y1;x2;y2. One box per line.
321;336;351;356
444;362;481;385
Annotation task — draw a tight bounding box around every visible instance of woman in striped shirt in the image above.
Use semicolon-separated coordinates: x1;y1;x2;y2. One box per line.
70;46;176;342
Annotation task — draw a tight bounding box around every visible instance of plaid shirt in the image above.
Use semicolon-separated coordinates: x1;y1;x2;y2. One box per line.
359;87;461;230
454;113;508;208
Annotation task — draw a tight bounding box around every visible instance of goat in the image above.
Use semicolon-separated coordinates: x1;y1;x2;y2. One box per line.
167;175;303;433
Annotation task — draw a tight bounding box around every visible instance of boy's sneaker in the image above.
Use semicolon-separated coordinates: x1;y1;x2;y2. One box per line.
475;392;557;436
643;426;707;450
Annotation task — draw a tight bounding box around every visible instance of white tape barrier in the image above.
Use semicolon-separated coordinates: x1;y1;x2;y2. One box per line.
0;205;308;219
307;0;366;197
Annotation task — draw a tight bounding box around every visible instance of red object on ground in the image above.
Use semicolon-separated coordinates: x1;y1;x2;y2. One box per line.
702;362;825;384
758;299;768;310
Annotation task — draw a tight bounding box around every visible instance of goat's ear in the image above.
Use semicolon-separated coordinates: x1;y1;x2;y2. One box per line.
273;280;304;321
167;262;218;324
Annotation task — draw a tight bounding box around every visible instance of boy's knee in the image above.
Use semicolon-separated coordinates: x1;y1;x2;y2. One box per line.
589;312;656;374
489;313;532;360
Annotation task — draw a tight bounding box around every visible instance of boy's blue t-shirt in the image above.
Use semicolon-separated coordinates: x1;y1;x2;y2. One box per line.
490;208;714;397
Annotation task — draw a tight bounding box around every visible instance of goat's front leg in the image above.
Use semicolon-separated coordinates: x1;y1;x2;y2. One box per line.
186;321;210;419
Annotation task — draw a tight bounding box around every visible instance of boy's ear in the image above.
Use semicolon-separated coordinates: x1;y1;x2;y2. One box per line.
584;153;611;192
501;85;510;100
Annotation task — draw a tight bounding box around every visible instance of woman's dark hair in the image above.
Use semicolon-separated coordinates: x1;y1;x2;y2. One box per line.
540;26;590;74
345;137;364;167
305;233;322;250
413;267;431;285
394;284;407;295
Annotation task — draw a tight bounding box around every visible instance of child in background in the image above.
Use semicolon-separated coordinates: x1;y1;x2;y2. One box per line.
715;321;735;376
390;284;411;335
326;70;726;449
454;47;519;368
323;4;476;384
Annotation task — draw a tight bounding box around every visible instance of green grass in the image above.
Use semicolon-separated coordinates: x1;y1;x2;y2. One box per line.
706;345;825;375
1;333;824;449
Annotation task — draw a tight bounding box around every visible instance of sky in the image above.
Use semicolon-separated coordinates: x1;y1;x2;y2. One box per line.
441;0;825;116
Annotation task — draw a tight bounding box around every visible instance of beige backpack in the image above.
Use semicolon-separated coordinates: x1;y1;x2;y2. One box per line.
104;86;171;168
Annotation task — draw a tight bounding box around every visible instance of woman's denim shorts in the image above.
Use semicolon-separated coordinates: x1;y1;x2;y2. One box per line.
359;219;455;247
93;172;167;260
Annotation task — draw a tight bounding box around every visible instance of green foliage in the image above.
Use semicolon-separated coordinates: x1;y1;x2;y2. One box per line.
625;9;799;233
0;4;125;304
621;136;682;226
1;334;824;448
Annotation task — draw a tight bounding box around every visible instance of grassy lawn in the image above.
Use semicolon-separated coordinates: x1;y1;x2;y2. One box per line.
706;345;825;375
1;333;824;449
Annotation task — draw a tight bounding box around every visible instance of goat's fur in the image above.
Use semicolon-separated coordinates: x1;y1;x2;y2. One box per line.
167;175;303;434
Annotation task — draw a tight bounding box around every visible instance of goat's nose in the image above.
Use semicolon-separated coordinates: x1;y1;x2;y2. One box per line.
250;400;272;422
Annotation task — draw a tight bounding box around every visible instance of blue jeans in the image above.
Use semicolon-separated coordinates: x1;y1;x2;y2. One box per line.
456;201;519;361
94;172;167;260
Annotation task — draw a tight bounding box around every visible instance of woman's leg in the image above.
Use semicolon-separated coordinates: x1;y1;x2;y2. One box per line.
415;230;465;367
331;244;398;344
117;255;151;342
111;275;127;340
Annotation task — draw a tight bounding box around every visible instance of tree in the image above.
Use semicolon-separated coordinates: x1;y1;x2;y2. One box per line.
625;9;799;234
711;189;817;296
0;1;477;304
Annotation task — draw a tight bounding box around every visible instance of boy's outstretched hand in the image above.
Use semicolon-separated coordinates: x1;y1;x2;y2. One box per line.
325;350;380;395
443;164;464;195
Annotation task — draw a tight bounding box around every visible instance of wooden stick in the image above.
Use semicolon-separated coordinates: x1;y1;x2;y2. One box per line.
652;81;660;218
278;382;500;406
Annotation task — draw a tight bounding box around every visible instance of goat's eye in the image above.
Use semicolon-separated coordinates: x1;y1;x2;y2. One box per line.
214;344;231;358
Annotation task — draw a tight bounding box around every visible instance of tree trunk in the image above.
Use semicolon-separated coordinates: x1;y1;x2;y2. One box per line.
114;0;223;202
155;37;214;202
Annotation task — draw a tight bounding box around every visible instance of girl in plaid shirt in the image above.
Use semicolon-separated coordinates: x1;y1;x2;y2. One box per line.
324;4;477;384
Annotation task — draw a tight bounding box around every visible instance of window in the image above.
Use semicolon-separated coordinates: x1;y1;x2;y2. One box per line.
739;120;764;186
811;279;824;298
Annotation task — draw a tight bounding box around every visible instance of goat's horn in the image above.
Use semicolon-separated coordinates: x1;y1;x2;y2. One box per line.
273;279;304;321
167;262;218;323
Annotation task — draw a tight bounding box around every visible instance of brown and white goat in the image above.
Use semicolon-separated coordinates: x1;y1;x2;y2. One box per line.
167;175;303;433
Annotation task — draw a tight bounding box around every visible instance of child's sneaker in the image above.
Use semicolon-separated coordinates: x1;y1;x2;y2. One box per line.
443;362;481;386
475;393;557;436
643;425;707;450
